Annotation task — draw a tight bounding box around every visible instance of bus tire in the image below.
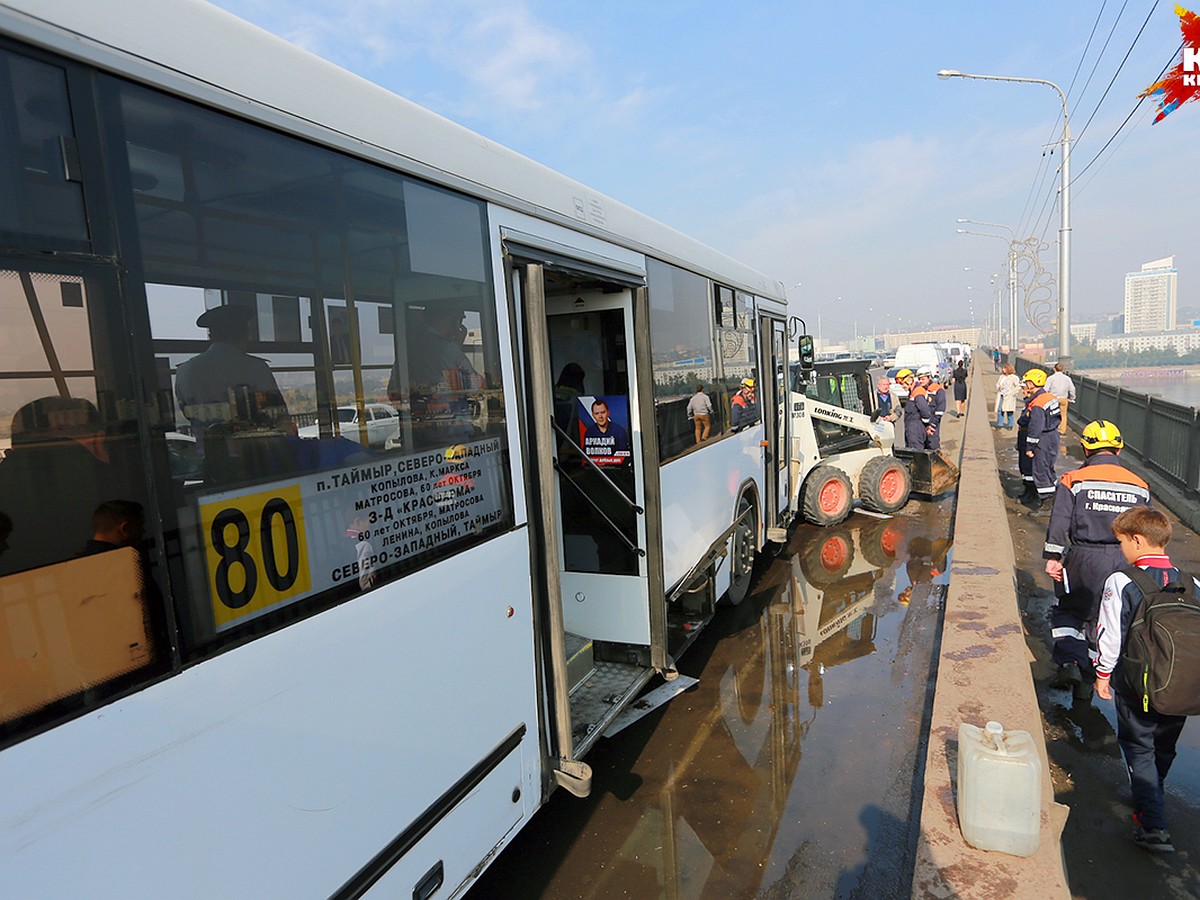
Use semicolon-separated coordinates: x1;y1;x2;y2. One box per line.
725;493;758;606
858;456;911;514
799;528;855;586
801;465;853;526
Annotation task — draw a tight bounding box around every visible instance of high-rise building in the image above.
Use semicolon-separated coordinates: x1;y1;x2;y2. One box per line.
1124;256;1178;333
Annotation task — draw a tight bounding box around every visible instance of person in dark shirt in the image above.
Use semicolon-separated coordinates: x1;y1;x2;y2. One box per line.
952;360;968;417
874;376;897;423
80;499;145;556
0;397;115;576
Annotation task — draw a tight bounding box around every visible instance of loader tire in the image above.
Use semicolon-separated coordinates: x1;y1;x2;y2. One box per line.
801;465;853;526
800;528;855;586
858;456;911;514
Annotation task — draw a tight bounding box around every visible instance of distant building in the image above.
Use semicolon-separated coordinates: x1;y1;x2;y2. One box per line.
1096;314;1124;337
877;326;982;352
1095;328;1200;355
1124;256;1178;334
1070;322;1097;343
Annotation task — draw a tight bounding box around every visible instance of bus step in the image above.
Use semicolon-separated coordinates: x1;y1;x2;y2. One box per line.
604;675;700;737
565;632;595;694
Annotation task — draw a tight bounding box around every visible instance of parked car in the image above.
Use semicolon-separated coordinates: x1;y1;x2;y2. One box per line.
297;403;400;448
166;431;202;483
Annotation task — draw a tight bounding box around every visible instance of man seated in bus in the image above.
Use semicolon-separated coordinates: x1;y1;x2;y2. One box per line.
0;397;116;575
79;499;145;557
175;304;290;446
395;303;484;396
388;303;484;445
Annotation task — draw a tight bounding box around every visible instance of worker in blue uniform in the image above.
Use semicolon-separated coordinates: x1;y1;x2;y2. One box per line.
1043;420;1152;700
918;366;943;451
897;368;935;450
1021;368;1061;508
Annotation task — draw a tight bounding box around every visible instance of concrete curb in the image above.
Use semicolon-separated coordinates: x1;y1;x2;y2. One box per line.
911;365;1070;899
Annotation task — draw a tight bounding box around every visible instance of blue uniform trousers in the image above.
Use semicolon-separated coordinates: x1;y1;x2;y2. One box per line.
1031;430;1059;497
1115;691;1186;831
1017;428;1032;485
1052;543;1126;681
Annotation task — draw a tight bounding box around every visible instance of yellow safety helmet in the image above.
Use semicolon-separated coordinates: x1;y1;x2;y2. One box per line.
741;378;755;388
895;368;914;381
1081;420;1123;451
1023;368;1047;387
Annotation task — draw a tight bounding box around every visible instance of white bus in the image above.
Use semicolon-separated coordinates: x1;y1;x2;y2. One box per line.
0;1;794;895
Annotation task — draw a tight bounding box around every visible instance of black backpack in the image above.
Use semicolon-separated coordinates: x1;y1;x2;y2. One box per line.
1118;566;1200;716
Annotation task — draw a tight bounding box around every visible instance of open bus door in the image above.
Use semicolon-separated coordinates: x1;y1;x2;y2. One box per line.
761;315;791;541
506;240;667;797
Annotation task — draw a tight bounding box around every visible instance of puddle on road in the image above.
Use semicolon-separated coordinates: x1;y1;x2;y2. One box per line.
470;498;956;899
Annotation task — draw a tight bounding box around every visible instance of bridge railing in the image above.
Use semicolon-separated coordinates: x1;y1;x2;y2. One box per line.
1013;355;1200;498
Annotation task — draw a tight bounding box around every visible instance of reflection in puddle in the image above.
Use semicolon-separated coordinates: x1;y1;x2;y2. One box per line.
470;505;953;899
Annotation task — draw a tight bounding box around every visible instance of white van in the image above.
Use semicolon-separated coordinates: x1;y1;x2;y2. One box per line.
889;343;953;397
939;342;968;369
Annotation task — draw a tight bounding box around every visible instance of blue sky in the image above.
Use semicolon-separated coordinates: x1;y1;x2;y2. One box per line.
209;1;1197;341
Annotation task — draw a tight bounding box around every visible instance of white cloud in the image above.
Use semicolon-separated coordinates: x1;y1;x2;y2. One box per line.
215;0;658;130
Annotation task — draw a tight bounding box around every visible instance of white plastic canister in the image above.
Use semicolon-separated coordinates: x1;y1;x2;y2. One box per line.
956;721;1041;857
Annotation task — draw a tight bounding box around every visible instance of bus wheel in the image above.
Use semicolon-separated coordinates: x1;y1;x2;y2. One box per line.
800;528;855;586
859;456;911;514
725;494;758;606
801;465;853;526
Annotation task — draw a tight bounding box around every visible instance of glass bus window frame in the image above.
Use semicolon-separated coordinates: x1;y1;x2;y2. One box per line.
103;74;515;659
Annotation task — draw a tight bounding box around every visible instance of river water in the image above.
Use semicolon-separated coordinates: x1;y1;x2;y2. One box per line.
1079;367;1199;409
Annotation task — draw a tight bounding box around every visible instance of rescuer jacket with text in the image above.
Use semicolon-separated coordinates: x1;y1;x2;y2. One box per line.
906;385;934;426
928;382;945;421
1023;389;1060;445
1043;452;1152;558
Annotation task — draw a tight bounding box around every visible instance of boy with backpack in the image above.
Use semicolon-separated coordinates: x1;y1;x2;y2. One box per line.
1094;507;1200;853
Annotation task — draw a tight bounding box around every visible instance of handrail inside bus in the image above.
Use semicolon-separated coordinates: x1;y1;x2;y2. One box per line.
550;458;645;558
550;419;644;515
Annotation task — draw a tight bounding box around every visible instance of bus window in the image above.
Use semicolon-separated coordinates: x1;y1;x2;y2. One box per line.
111;78;514;655
715;288;757;434
647;259;718;460
0;266;165;734
0;49;89;246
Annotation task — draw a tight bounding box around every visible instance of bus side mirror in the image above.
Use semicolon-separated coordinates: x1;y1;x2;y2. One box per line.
797;335;815;371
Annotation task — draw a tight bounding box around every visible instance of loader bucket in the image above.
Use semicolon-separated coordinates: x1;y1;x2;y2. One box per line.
893;447;960;499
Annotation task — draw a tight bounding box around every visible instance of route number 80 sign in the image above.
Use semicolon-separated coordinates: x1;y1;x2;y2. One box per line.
200;484;313;630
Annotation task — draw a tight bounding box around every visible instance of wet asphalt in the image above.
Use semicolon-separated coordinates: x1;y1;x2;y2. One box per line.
470;441;961;897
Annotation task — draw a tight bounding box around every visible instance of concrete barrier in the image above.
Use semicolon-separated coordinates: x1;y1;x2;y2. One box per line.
911;364;1070;899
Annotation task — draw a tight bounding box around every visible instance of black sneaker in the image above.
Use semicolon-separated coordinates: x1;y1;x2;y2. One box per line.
1050;663;1081;690
1073;677;1094;702
1133;823;1174;853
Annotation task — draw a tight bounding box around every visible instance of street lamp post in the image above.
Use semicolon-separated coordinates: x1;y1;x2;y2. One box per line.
940;70;1072;367
817;296;841;352
965;267;999;349
957;225;1019;350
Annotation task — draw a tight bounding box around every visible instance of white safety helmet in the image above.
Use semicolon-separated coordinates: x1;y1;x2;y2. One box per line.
916;365;933;378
